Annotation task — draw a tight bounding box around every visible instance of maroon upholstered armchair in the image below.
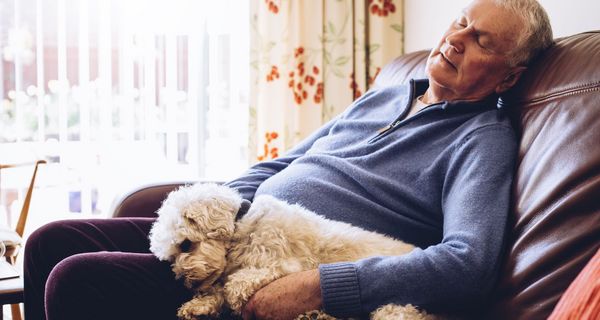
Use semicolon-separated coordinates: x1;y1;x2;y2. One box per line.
110;31;600;319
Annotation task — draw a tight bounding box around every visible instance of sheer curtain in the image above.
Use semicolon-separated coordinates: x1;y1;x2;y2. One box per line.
0;0;249;233
249;0;404;161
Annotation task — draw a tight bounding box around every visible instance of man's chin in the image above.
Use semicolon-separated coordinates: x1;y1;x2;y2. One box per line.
427;66;453;85
428;78;448;90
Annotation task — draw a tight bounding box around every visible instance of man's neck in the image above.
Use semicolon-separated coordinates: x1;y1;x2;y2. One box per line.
405;95;428;119
422;85;493;104
421;86;456;104
422;87;447;104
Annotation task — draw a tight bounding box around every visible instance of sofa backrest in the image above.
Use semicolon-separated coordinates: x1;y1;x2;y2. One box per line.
374;31;600;319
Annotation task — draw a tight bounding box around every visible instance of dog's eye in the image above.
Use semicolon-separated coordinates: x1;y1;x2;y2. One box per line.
179;239;192;252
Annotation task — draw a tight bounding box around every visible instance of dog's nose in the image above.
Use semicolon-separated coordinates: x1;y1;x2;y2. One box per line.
179;239;192;252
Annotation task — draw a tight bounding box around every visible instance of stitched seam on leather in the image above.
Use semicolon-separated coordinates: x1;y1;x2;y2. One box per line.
525;83;600;105
500;81;600;108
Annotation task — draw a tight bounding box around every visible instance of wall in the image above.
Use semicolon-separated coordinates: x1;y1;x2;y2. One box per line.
404;0;600;53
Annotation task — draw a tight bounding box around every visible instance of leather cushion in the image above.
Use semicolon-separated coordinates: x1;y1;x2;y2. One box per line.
489;31;600;319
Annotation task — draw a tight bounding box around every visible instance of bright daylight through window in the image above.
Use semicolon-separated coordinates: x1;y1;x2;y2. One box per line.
0;0;249;233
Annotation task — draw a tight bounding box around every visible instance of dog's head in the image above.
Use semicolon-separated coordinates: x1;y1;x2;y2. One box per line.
149;183;241;262
179;194;238;243
172;238;229;290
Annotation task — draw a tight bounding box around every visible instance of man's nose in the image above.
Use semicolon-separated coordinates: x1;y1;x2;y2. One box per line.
445;30;466;54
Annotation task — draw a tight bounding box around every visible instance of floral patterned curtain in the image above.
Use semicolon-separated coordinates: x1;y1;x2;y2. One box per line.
249;0;404;162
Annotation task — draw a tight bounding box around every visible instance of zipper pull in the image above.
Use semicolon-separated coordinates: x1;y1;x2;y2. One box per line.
369;120;402;143
377;124;392;134
377;120;401;134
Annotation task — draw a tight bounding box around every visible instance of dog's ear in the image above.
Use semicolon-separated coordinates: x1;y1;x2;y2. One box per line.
182;200;236;240
182;201;211;222
206;228;233;240
206;208;235;239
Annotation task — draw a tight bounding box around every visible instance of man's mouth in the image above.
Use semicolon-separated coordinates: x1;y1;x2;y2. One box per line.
440;52;457;70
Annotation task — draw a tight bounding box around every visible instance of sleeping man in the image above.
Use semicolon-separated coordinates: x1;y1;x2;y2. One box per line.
24;0;553;319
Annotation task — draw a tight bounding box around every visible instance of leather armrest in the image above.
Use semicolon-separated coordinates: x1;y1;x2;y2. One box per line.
109;181;193;218
109;181;226;218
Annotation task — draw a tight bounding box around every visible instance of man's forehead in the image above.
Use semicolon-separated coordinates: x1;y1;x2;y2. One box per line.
460;3;523;48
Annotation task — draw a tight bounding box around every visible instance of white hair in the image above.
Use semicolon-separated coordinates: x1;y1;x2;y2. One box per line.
493;0;554;66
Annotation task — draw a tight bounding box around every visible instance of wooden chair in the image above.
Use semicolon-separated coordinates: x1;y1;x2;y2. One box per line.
0;160;46;320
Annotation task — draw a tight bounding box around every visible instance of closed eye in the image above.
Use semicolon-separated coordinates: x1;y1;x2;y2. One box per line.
455;16;468;28
476;34;495;52
477;37;485;48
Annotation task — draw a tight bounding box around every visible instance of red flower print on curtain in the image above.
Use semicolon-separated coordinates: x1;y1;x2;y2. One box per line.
289;47;323;105
349;67;380;100
349;72;361;100
257;131;279;161
265;0;280;14
369;67;382;85
249;0;404;164
266;65;280;82
369;0;397;17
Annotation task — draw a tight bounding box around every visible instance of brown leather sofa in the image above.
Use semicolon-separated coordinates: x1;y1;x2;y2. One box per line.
110;31;600;319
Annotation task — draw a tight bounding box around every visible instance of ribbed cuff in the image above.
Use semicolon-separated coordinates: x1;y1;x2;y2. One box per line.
319;262;362;318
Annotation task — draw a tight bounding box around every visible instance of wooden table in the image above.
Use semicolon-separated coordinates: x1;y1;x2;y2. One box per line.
0;160;43;320
0;276;23;320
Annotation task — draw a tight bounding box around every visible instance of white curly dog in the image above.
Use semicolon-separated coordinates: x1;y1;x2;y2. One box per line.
149;183;439;320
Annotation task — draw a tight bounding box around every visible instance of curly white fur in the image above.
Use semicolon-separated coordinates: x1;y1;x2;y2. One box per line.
149;183;242;261
149;183;440;320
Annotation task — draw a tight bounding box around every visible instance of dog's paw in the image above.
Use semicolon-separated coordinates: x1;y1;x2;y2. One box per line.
371;304;439;320
223;278;253;313
224;268;280;313
177;294;223;320
295;310;338;320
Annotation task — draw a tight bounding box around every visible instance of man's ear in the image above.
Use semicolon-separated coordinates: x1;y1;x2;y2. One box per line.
495;66;527;94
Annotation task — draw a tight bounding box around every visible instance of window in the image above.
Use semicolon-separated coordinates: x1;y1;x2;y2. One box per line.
0;0;249;232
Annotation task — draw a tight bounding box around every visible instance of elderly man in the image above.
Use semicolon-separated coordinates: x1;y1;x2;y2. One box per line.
237;0;553;318
23;0;553;319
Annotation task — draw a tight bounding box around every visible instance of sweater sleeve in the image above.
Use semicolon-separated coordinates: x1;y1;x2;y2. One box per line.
319;124;517;317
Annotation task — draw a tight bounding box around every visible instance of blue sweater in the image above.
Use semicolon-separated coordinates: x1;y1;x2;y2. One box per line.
225;79;517;317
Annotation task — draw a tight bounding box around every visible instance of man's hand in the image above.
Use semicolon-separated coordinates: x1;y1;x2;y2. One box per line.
242;269;323;320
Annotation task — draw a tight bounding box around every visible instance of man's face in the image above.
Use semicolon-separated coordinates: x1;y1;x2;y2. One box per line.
425;0;524;101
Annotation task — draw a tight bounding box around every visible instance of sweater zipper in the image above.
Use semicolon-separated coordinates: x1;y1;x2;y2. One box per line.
370;120;401;142
368;80;417;144
367;103;442;144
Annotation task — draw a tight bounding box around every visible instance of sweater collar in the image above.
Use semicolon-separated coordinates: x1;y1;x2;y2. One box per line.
411;79;502;112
